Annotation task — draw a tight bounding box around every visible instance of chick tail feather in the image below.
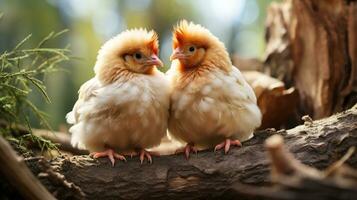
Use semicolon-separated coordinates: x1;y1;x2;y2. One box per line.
66;111;75;124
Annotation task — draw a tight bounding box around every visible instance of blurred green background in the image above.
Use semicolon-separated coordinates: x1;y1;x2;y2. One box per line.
0;0;280;130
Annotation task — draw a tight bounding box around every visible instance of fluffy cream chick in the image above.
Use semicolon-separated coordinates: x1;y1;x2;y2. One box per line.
66;29;170;165
167;20;262;158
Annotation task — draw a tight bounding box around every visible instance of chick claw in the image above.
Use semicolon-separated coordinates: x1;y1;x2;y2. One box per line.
139;149;159;164
121;151;139;158
175;143;198;159
214;139;242;154
90;149;126;166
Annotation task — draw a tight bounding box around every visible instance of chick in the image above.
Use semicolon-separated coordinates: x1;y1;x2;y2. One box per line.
66;29;170;165
167;20;262;158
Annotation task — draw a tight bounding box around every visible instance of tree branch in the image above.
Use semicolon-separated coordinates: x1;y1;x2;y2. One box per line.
0;136;55;200
25;104;357;199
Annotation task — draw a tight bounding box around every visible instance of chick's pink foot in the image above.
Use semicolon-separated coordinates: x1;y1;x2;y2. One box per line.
214;139;242;154
90;149;126;166
175;143;198;159
139;149;159;164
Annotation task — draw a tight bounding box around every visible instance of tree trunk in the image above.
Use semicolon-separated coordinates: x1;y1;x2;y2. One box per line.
23;104;357;200
264;0;357;119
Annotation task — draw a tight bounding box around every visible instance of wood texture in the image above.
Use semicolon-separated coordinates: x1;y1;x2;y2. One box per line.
0;136;55;200
264;0;357;119
24;104;357;200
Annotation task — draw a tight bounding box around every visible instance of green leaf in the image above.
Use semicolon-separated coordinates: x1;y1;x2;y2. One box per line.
13;34;32;51
0;27;71;153
25;75;51;103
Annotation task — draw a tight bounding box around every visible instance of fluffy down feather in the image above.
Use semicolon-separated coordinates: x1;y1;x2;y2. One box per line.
66;29;169;153
167;21;261;149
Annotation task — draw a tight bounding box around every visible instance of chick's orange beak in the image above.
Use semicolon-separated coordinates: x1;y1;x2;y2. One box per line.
146;54;163;67
170;48;186;61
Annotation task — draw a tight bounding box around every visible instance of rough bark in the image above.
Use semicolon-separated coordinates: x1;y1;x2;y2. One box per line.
0;136;55;200
228;135;357;200
24;104;357;200
264;0;357;119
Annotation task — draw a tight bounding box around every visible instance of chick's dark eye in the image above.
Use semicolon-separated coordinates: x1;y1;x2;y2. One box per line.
189;46;195;52
134;53;142;59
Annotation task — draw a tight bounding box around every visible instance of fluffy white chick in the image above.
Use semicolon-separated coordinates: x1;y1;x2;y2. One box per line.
167;20;262;159
66;29;170;165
